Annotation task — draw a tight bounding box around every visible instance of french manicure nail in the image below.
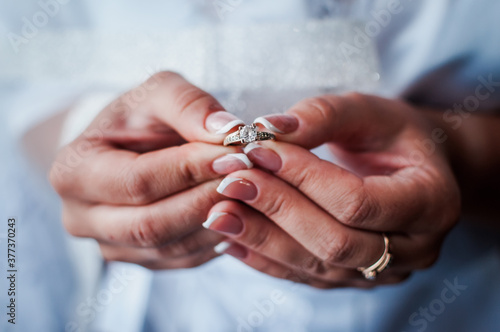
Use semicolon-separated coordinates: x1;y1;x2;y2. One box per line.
212;153;253;174
205;212;243;235
254;114;298;134
244;143;282;172
216;177;258;201
206;111;245;134
202;212;227;229
214;242;248;259
224;242;248;259
214;241;231;254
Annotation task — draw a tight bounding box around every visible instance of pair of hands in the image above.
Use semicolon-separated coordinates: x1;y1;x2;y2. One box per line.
50;72;460;288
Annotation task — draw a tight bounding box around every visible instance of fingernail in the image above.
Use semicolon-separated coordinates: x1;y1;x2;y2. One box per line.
202;212;227;229
254;114;298;134
244;143;282;172
216;177;258;201
212;153;253;174
206;111;245;134
204;212;243;235
214;241;231;254
214;241;248;259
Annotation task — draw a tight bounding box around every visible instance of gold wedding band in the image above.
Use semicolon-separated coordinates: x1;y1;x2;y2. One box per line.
357;233;392;281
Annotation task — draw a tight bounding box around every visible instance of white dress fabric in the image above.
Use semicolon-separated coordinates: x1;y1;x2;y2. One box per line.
1;1;500;331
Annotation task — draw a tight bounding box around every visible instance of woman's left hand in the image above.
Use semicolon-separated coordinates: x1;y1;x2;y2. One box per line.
203;93;461;288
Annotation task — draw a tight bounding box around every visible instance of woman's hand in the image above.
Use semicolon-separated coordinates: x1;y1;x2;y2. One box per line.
203;93;461;288
50;72;251;269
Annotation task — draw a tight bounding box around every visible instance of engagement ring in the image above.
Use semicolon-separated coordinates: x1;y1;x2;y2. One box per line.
223;124;276;146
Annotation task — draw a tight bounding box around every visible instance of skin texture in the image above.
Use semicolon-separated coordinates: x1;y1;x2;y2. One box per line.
50;72;498;288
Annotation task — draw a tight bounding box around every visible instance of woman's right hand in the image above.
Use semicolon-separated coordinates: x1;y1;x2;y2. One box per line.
49;72;250;269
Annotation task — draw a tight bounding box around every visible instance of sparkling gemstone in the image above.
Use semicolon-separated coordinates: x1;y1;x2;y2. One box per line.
240;125;257;143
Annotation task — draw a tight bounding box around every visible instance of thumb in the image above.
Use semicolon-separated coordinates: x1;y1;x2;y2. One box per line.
254;93;406;150
122;71;245;144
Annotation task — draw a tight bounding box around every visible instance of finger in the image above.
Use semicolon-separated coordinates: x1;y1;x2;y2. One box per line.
205;200;439;275
216;170;445;271
215;170;388;270
255;93;407;150
214;242;345;289
53;142;249;205
216;242;410;289
98;229;224;263
204;200;363;282
63;180;223;247
244;141;457;234
98;128;187;153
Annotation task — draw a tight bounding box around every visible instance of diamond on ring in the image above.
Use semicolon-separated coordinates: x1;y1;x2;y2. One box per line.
223;124;276;146
240;124;258;144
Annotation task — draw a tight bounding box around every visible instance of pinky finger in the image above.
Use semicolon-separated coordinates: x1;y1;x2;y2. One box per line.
218;242;411;289
218;242;351;289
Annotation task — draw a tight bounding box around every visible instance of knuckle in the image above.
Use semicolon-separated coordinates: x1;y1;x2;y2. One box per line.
337;187;374;227
300;96;335;122
301;256;328;276
121;163;153;205
174;86;214;116
286;164;314;191
128;211;165;247
245;225;273;252
282;267;311;284
148;71;180;85
261;193;290;220
175;143;213;183
176;152;199;188
321;233;356;266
